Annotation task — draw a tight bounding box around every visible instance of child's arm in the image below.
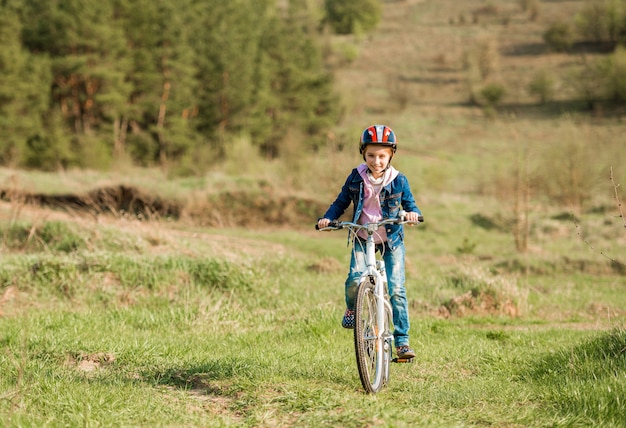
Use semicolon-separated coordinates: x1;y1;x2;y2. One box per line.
320;169;358;222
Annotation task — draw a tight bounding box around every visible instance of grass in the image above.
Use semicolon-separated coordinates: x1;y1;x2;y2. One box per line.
1;201;625;426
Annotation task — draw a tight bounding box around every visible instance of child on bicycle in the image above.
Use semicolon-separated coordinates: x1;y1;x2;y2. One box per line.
317;124;422;359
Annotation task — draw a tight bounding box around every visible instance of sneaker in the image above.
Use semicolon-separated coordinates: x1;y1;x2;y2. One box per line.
342;309;355;329
396;345;416;359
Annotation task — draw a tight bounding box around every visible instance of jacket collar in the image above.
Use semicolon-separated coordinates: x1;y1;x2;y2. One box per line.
356;163;399;188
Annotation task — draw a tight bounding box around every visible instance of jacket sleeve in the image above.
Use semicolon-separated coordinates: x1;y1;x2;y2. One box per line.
321;170;357;220
399;174;421;215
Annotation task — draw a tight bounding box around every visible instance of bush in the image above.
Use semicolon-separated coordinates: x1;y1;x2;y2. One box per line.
543;21;573;52
324;0;381;35
480;83;506;106
575;0;625;43
528;70;556;103
602;46;626;102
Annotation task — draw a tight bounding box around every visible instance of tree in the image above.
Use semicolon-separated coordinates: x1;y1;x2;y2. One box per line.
253;5;340;155
115;0;200;168
191;1;268;140
0;6;51;167
20;0;132;169
0;0;342;172
324;0;381;35
191;0;339;157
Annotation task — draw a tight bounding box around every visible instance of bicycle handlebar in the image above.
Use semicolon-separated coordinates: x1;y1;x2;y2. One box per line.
315;211;424;231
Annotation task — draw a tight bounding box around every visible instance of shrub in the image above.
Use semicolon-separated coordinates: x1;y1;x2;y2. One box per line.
324;0;381;35
568;57;606;107
575;0;625;43
602;46;626;102
528;70;556;103
480;83;506;106
543;21;573;52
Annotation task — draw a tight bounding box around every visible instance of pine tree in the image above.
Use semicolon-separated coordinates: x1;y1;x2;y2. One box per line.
115;0;199;168
190;1;268;142
0;0;342;171
20;0;131;168
251;2;340;156
0;6;51;167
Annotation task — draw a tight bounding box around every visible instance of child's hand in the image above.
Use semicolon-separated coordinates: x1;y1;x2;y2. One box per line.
317;218;331;229
405;212;421;223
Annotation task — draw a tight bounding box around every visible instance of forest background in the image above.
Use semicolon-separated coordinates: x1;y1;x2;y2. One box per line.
1;0;625;244
1;0;624;178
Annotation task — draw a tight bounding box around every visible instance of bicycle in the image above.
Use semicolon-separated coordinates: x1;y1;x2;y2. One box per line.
317;211;423;393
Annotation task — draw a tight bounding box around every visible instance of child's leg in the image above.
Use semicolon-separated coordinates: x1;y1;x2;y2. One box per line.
345;241;367;309
383;243;410;347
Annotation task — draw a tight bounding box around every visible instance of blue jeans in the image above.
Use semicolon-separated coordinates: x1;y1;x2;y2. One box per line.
345;239;411;347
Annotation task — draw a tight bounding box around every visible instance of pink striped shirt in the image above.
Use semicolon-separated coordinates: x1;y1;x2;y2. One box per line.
356;163;399;243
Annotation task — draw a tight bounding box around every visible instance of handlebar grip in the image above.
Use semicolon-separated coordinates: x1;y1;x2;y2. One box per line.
418;215;424;222
315;220;342;230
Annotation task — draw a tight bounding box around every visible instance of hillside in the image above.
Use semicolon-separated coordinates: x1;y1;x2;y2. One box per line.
1;0;625;222
336;0;600;120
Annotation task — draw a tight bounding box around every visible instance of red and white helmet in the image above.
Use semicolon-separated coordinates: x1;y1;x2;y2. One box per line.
359;125;397;154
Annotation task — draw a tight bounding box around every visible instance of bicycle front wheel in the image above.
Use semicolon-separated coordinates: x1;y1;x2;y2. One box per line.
354;279;391;393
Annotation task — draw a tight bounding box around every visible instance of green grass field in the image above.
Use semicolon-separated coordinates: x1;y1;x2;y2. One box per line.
1;190;624;426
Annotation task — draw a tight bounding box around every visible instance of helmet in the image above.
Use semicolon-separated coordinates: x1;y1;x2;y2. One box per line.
359;125;397;154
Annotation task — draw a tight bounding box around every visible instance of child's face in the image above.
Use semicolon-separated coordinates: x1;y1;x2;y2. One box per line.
364;145;393;178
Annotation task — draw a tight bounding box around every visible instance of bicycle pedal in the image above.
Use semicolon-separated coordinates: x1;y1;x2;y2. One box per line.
392;357;414;363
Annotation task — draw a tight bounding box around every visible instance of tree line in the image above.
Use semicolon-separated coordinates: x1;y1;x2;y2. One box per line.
0;0;380;173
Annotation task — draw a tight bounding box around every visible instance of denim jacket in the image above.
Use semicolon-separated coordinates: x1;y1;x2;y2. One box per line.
322;167;421;250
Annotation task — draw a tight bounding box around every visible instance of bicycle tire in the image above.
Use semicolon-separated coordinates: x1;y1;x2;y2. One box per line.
354;278;391;393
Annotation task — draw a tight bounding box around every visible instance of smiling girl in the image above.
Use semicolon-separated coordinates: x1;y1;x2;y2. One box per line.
317;124;422;359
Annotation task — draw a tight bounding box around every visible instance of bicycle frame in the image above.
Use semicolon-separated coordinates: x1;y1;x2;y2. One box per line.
317;212;422;393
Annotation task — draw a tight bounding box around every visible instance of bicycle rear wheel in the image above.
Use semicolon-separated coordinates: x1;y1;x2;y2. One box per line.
354;279;390;393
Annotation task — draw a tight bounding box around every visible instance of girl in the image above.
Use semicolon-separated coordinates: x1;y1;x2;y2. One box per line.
318;124;422;359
